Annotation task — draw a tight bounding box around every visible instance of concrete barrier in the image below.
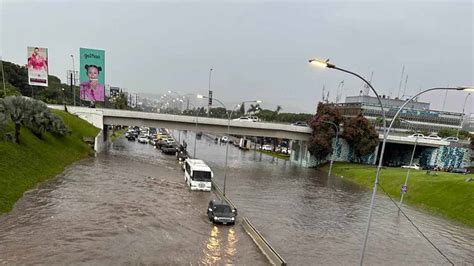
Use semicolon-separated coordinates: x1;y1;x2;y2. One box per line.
242;217;287;266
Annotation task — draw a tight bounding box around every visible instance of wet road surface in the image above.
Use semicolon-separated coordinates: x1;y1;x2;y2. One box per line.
1;130;473;265
0;136;267;265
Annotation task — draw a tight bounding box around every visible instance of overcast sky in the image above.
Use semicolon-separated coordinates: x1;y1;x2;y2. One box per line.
1;0;473;114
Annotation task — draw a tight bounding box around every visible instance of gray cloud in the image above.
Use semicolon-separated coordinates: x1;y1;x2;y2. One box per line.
1;0;472;114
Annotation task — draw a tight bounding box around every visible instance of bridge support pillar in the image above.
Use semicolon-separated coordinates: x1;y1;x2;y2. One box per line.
290;140;310;167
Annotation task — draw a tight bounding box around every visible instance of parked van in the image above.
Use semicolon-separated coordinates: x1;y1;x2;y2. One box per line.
184;159;213;191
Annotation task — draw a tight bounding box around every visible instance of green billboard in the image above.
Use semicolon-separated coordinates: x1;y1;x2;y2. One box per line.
79;48;105;102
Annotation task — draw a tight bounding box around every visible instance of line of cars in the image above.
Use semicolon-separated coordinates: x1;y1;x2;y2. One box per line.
401;163;470;174
125;127;180;155
408;133;459;142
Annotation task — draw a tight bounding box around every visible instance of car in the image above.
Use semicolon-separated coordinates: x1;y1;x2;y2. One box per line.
207;200;236;225
401;163;420;170
232;116;254;122
424;134;442;140
408;133;424;138
280;147;288;154
450;168;470;174
126;135;136;141
442;137;459;142
161;143;179;155
221;136;229;143
137;136;149;144
291;121;309;127
261;144;272;151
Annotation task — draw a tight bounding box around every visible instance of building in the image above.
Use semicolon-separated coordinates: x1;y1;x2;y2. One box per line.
331;95;463;134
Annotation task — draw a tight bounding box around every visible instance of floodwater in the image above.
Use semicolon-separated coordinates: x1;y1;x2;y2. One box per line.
1;130;473;265
0;136;266;265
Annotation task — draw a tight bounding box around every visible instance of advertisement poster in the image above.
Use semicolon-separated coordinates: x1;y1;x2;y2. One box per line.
79;48;105;102
27;47;48;86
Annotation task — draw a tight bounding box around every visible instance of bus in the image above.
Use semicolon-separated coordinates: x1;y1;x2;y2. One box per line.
184;159;213;191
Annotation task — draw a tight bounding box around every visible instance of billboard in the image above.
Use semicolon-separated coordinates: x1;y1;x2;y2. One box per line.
27;47;48;86
110;87;120;98
79;48;105;102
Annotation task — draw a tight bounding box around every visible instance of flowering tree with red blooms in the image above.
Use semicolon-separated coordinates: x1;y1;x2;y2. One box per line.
308;103;344;160
342;113;379;157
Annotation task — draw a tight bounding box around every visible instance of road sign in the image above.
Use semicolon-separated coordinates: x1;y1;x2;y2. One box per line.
401;185;408;193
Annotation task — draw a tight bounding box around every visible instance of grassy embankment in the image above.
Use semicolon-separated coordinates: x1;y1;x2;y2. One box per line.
327;162;474;227
0;110;99;213
110;128;126;142
258;150;290;160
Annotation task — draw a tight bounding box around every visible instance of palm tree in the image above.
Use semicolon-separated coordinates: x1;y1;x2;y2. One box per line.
272;105;282;120
247;104;261;115
1;96;31;144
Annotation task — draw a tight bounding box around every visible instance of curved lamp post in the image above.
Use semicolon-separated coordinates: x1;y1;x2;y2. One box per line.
310;58;473;265
198;94;261;195
457;93;471;138
398;118;419;214
309;58;387;265
321;120;339;178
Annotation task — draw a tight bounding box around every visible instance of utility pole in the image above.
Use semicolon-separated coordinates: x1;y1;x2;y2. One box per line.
397;65;405;99
1;58;6;97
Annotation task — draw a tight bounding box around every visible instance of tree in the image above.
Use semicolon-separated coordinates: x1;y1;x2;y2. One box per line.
0;96;31;143
308;103;344;160
25;100;50;138
342;113;379;157
0;96;69;143
113;92;129;110
247;104;261;115
272;105;282;120
239;103;245;116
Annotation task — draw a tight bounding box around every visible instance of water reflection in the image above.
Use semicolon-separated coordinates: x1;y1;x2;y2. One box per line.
201;225;237;265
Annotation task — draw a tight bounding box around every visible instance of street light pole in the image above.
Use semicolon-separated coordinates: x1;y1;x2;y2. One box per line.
310;59;474;265
309;59;387;265
457;93;471;138
70;55;76;106
322;121;339;177
198;94;261;196
208;68;213;117
398;119;418;214
1;56;6;97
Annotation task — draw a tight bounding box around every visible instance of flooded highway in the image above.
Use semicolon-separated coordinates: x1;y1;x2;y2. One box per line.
0;135;266;265
1;130;473;265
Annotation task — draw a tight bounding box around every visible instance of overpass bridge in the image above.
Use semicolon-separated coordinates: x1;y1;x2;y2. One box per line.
48;105;452;167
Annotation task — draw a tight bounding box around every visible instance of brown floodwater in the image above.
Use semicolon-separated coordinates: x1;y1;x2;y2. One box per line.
1;131;473;265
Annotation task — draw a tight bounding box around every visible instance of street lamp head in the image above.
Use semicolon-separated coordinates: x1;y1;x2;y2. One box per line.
197;94;206;99
458;86;474;92
308;58;335;68
256;100;263;104
167;90;172;93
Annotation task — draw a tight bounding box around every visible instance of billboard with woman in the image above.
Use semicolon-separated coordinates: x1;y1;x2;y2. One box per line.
27;47;48;86
79;48;105;103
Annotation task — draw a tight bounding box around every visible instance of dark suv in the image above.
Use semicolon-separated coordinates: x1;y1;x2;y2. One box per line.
207;200;236;225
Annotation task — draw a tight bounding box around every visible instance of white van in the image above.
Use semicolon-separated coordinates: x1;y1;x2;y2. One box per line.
183;159;213;191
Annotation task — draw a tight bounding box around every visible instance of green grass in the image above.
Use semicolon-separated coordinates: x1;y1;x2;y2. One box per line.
110;128;126;142
327;162;474;227
258;150;290;160
0;110;100;213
